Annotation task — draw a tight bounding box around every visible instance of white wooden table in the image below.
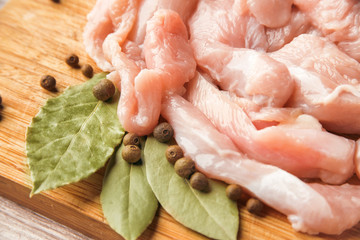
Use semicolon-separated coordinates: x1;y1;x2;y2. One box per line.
0;0;7;8
0;195;91;240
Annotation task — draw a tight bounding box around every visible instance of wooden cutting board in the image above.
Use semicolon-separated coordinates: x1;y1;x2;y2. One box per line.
0;0;359;239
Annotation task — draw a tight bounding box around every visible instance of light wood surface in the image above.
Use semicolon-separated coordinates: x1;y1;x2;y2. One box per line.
0;0;8;9
0;0;360;239
0;195;90;240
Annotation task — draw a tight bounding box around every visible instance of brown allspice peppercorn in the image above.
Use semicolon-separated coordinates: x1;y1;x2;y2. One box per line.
81;64;94;78
40;75;57;91
65;54;80;68
226;184;242;201
122;145;141;163
174;157;195;179
93;79;115;101
190;172;209;192
153;122;174;143
0;94;2;105
51;0;60;3
123;133;141;147
246;198;263;215
165;145;184;164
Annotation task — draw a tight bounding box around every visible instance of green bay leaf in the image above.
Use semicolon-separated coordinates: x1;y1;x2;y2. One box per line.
26;73;124;195
144;137;239;240
101;140;158;240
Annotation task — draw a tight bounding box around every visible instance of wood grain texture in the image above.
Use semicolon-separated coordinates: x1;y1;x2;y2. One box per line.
0;0;359;239
0;195;90;240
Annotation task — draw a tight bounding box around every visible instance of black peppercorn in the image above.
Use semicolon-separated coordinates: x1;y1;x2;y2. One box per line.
40;75;56;91
65;54;80;68
81;64;94;78
122;145;141;163
153;122;174;143
51;0;60;3
92;79;115;101
0;95;2;105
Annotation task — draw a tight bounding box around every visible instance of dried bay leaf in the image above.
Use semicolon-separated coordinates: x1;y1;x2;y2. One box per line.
26;73;124;195
101;141;158;240
144;137;239;240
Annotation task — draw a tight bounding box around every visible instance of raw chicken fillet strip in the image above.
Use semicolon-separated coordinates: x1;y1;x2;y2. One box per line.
186;72;355;184
83;0;360;236
162;94;360;235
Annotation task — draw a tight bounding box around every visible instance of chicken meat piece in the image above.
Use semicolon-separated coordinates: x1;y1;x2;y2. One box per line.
83;0;138;72
248;107;303;130
104;9;195;135
227;90;303;129
247;0;293;28
266;7;314;52
189;0;268;50
271;34;360;134
189;0;294;107
294;0;360;61
127;0;199;44
162;94;360;235
355;140;360;179
186;72;355;184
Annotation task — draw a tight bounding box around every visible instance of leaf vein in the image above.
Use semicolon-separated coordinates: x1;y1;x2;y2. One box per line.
94;113;106;144
127;165;132;239
31;134;74;155
35;101;102;192
187;180;231;238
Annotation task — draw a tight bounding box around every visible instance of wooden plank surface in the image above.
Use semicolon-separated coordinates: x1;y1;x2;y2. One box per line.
0;195;90;240
0;0;359;239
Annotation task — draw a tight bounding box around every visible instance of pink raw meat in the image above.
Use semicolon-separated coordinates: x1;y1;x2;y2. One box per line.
189;0;294;107
109;9;195;135
355;140;360;179
105;39;147;89
294;0;360;61
271;34;360;134
83;0;138;72
227;90;303;129
247;0;293;28
84;2;196;135
83;0;198;86
266;7;314;52
127;0;199;44
143;11;196;93
82;0;360;235
162;94;360;235
186;72;355;184
122;40;146;70
248;107;303;129
189;0;267;51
